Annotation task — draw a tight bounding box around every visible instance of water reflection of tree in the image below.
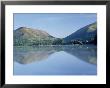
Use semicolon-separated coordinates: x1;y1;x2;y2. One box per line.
14;45;97;65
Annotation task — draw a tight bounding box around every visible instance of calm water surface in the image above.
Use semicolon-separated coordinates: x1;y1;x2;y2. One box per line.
14;45;97;75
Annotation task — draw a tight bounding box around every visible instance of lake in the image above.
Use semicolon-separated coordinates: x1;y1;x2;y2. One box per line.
13;45;97;75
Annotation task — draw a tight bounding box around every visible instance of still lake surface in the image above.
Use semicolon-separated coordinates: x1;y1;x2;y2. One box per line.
14;45;97;75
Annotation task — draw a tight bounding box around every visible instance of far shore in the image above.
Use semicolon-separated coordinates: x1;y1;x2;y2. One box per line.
14;44;97;48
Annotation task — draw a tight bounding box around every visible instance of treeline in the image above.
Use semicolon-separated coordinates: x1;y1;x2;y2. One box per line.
14;38;63;46
14;36;97;46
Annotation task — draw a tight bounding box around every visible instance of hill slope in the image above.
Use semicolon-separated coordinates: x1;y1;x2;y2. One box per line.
14;27;56;46
63;22;97;44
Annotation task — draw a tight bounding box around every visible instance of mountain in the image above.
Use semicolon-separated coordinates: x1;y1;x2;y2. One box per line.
14;27;56;46
14;22;97;46
63;22;97;44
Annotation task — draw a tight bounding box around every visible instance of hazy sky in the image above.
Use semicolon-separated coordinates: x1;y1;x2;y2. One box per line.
14;13;96;38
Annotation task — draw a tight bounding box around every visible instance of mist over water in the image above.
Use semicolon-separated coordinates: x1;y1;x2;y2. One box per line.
14;45;97;75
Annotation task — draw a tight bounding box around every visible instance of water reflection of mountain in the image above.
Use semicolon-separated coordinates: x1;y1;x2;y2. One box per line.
14;45;97;65
63;46;97;65
14;46;56;64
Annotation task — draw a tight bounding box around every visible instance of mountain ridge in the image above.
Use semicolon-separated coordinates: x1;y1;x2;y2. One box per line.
63;22;97;44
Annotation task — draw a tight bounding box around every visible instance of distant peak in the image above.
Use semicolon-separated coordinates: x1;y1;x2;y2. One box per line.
16;27;46;33
17;27;27;30
17;27;38;30
19;27;26;29
20;27;27;29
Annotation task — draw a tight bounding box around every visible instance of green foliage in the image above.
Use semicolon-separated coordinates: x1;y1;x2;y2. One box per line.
52;38;63;45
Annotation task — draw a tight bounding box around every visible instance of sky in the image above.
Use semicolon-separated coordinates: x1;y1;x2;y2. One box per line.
14;13;97;38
